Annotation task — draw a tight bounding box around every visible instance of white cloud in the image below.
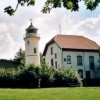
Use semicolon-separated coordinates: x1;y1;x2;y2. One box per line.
0;0;100;58
60;15;100;45
0;23;8;32
0;31;20;59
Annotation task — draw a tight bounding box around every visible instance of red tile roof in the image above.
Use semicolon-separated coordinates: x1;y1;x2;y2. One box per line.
43;35;100;56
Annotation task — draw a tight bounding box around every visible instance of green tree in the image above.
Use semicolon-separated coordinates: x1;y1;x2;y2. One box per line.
4;0;100;16
14;48;25;67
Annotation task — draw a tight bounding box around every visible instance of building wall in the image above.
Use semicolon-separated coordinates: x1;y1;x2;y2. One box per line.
62;51;100;78
24;36;40;66
45;43;62;68
45;43;100;79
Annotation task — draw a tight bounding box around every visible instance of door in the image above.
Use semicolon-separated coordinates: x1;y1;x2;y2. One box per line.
86;71;91;79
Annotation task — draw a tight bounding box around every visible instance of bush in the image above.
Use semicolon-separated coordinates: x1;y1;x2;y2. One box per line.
0;68;19;87
40;66;55;87
16;64;40;88
53;67;82;87
0;65;82;88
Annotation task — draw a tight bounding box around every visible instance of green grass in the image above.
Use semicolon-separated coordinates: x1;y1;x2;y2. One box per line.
0;87;100;100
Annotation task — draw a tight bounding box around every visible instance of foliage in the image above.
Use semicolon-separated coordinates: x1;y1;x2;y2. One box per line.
16;64;40;88
14;48;25;68
3;0;100;16
0;64;82;88
0;68;20;87
54;67;82;87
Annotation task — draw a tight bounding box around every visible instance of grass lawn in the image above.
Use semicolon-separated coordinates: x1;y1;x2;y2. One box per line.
0;87;100;100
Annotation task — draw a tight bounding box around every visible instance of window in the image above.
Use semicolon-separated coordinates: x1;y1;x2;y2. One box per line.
28;29;33;33
78;69;83;78
27;41;29;45
51;47;53;55
51;58;54;66
55;61;57;69
89;56;94;69
55;53;57;59
67;55;71;64
64;58;66;62
77;56;82;65
34;48;36;53
89;56;94;63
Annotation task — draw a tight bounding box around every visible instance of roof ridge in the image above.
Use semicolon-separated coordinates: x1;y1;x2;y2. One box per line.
56;34;83;37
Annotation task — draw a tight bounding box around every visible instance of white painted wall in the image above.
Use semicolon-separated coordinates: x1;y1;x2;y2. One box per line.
24;36;40;66
44;43;100;79
45;43;62;68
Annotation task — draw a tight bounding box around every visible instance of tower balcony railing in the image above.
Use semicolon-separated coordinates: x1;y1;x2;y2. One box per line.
24;33;40;38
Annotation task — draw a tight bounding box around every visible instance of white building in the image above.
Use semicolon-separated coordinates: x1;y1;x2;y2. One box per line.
24;22;40;66
43;35;100;79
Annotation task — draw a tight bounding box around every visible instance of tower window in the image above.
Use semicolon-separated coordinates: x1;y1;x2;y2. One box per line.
34;48;36;53
27;41;29;45
28;29;34;33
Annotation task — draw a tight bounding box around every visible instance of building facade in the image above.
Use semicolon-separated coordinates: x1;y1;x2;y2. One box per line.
43;35;100;79
24;22;40;65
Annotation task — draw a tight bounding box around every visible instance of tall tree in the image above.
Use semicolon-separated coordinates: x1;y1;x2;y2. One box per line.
4;0;100;16
14;48;25;67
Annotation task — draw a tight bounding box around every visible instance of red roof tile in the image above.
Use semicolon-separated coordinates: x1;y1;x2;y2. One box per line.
43;35;99;56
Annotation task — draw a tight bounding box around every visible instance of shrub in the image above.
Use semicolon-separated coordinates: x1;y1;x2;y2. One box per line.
40;66;55;87
53;67;82;87
0;68;19;87
16;64;40;88
0;65;82;88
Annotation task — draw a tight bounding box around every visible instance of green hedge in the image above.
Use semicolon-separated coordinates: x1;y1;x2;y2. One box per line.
0;65;82;88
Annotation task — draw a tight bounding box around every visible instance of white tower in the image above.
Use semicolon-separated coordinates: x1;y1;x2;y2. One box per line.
24;21;40;66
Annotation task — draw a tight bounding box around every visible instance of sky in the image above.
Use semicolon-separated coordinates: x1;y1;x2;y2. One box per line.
0;0;100;59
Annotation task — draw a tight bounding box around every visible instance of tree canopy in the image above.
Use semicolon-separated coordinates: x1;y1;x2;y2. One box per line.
4;0;100;16
14;48;25;66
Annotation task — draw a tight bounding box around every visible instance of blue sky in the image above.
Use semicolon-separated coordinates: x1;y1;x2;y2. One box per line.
0;0;100;59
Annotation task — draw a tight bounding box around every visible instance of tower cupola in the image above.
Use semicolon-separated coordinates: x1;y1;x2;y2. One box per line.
25;22;38;37
26;22;38;33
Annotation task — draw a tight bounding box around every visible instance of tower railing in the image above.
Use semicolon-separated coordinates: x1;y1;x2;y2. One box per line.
24;33;40;38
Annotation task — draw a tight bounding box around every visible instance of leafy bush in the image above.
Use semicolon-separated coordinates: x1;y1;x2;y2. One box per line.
0;65;82;88
53;67;82;87
0;68;19;87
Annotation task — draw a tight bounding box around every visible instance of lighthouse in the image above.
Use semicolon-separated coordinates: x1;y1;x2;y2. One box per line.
24;21;40;66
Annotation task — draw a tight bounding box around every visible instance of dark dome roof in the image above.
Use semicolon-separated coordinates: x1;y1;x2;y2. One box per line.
26;23;38;31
